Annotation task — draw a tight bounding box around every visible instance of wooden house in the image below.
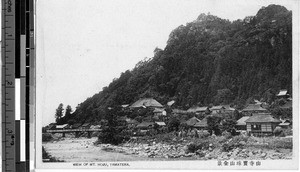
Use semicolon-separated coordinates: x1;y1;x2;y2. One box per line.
155;121;166;127
187;106;208;115
245;114;281;135
80;123;91;129
210;106;226;114
242;104;268;115
236;116;250;130
279;119;292;129
153;108;166;116
185;117;201;127
276;89;290;99
71;123;82;129
194;118;208;129
130;98;163;109
136;121;155;129
46;123;56;130
55;124;69;130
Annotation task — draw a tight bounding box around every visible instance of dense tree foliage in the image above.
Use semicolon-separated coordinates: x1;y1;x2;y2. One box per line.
70;5;292;123
55;103;64;124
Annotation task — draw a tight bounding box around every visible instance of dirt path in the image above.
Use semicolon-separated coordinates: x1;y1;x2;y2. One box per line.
42;137;155;162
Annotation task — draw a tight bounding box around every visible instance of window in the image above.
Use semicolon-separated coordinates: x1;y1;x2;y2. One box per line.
251;124;261;131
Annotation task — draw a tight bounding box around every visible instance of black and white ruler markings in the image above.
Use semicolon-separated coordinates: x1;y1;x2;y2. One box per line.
2;0;34;171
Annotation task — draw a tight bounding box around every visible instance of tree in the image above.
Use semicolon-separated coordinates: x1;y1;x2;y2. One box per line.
207;115;222;135
55;103;64;124
98;107;129;145
221;115;237;134
167;117;180;132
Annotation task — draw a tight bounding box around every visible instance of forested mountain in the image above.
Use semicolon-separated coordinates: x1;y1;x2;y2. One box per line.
69;5;292;123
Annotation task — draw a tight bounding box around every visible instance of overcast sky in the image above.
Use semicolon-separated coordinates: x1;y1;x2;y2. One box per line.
36;0;295;126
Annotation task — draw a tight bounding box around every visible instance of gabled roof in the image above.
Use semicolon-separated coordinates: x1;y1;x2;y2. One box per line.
126;119;139;124
153;108;165;113
172;109;187;114
245;114;281;123
155;122;166;126
187;106;207;112
56;124;68;129
277;89;289;96
210;106;225;110
242;104;267;112
236;116;250;126
194;118;208;128
186;117;201;126
222;105;236;111
130;98;163;108
121;104;130;108
136;121;155;128
279;123;291;126
72;123;82;128
167;100;175;106
81;123;91;127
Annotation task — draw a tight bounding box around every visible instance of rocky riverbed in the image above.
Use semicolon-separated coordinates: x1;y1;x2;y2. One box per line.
101;140;292;160
42;135;293;162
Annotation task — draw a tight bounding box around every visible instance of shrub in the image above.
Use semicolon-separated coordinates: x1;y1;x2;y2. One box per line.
222;131;232;139
198;130;210;138
268;138;293;149
186;140;210;153
222;143;235;152
274;126;284;137
42;133;53;142
284;128;292;136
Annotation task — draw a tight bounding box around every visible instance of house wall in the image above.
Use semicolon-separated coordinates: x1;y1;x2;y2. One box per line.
246;123;273;133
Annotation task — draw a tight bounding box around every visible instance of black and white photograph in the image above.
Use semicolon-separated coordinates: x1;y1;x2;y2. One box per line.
36;0;299;170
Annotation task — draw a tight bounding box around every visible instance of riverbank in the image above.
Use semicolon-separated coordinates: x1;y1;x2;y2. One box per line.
42;134;293;162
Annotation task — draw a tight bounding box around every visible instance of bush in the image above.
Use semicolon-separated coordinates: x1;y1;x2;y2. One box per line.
274;126;284;137
42;133;53;142
268;138;293;149
186;140;210;153
284;128;292;136
198;130;210;138
222;131;232;139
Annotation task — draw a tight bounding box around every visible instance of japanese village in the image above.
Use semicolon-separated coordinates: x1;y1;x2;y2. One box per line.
42;4;293;162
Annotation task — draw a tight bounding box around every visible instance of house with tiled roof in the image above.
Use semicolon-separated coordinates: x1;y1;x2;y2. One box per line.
245;114;281;134
130;98;163;108
236;116;250;130
242;104;268;115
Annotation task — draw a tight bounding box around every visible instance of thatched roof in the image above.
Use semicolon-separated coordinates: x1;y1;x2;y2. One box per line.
187;106;207;113
277;89;289;96
81;123;91;127
210;106;225;110
186;117;201;126
72;123;82;129
136;122;155;128
242;104;267;112
153;108;165;113
222;105;236;111
56;124;68;129
194;118;208;128
130;98;163;108
155;122;166;126
236;116;250;126
245;114;281;123
172;109;188;114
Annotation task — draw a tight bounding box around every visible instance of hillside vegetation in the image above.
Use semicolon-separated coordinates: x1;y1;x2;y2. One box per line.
68;5;291;123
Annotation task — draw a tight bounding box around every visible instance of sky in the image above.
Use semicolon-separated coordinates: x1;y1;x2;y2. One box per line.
36;0;295;126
